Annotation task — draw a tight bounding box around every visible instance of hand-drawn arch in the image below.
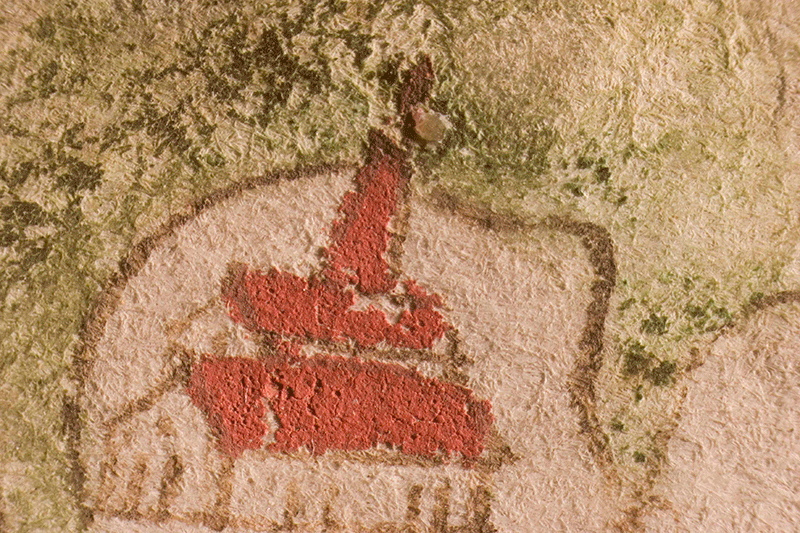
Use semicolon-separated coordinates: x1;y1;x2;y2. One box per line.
64;153;622;532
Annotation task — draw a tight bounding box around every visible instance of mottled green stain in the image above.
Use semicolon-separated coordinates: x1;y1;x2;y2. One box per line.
576;156;594;170
2;0;800;527
623;340;654;377
56;159;103;195
646;360;676;387
594;160;611;184
620;339;676;387
526;125;560;177
682;299;732;333
618;298;635;312
28;14;57;42
641;312;668;336
564;182;584;197
31;60;60;97
0;3;425;524
1;201;50;227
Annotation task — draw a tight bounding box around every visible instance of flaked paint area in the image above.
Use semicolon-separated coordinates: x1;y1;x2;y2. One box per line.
223;266;450;350
186;358;277;458
222;131;449;350
187;356;492;460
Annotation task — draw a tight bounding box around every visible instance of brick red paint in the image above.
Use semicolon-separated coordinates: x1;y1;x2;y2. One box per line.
186;357;276;457
197;63;493;463
269;356;492;459
221;131;450;350
323;130;409;294
188;356;493;460
223;267;450;350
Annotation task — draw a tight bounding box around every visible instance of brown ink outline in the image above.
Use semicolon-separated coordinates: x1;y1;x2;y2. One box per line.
64;160;621;532
612;290;800;531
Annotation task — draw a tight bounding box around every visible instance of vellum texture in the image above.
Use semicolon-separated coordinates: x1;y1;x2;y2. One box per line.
1;1;799;531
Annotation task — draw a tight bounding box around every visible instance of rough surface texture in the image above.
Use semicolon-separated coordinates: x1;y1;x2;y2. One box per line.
195;132;486;465
322;130;409;294
188;355;492;460
1;0;800;531
267;356;492;458
224;263;449;350
72;165;611;532
642;299;800;532
186;357;275;458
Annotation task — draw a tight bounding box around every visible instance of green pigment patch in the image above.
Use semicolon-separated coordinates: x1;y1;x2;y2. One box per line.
622;341;654;377
646;360;677;387
640;312;669;336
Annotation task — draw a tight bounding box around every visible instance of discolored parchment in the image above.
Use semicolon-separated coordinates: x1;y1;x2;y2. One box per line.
643;295;800;532
72;164;624;532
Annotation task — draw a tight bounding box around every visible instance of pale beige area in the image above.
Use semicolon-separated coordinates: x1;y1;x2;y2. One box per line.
0;0;43;57
81;167;621;532
643;301;800;532
1;1;799;530
404;203;617;531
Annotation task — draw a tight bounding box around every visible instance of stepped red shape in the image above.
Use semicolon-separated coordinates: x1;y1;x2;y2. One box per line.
222;131;450;350
190;130;493;461
188;355;493;459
